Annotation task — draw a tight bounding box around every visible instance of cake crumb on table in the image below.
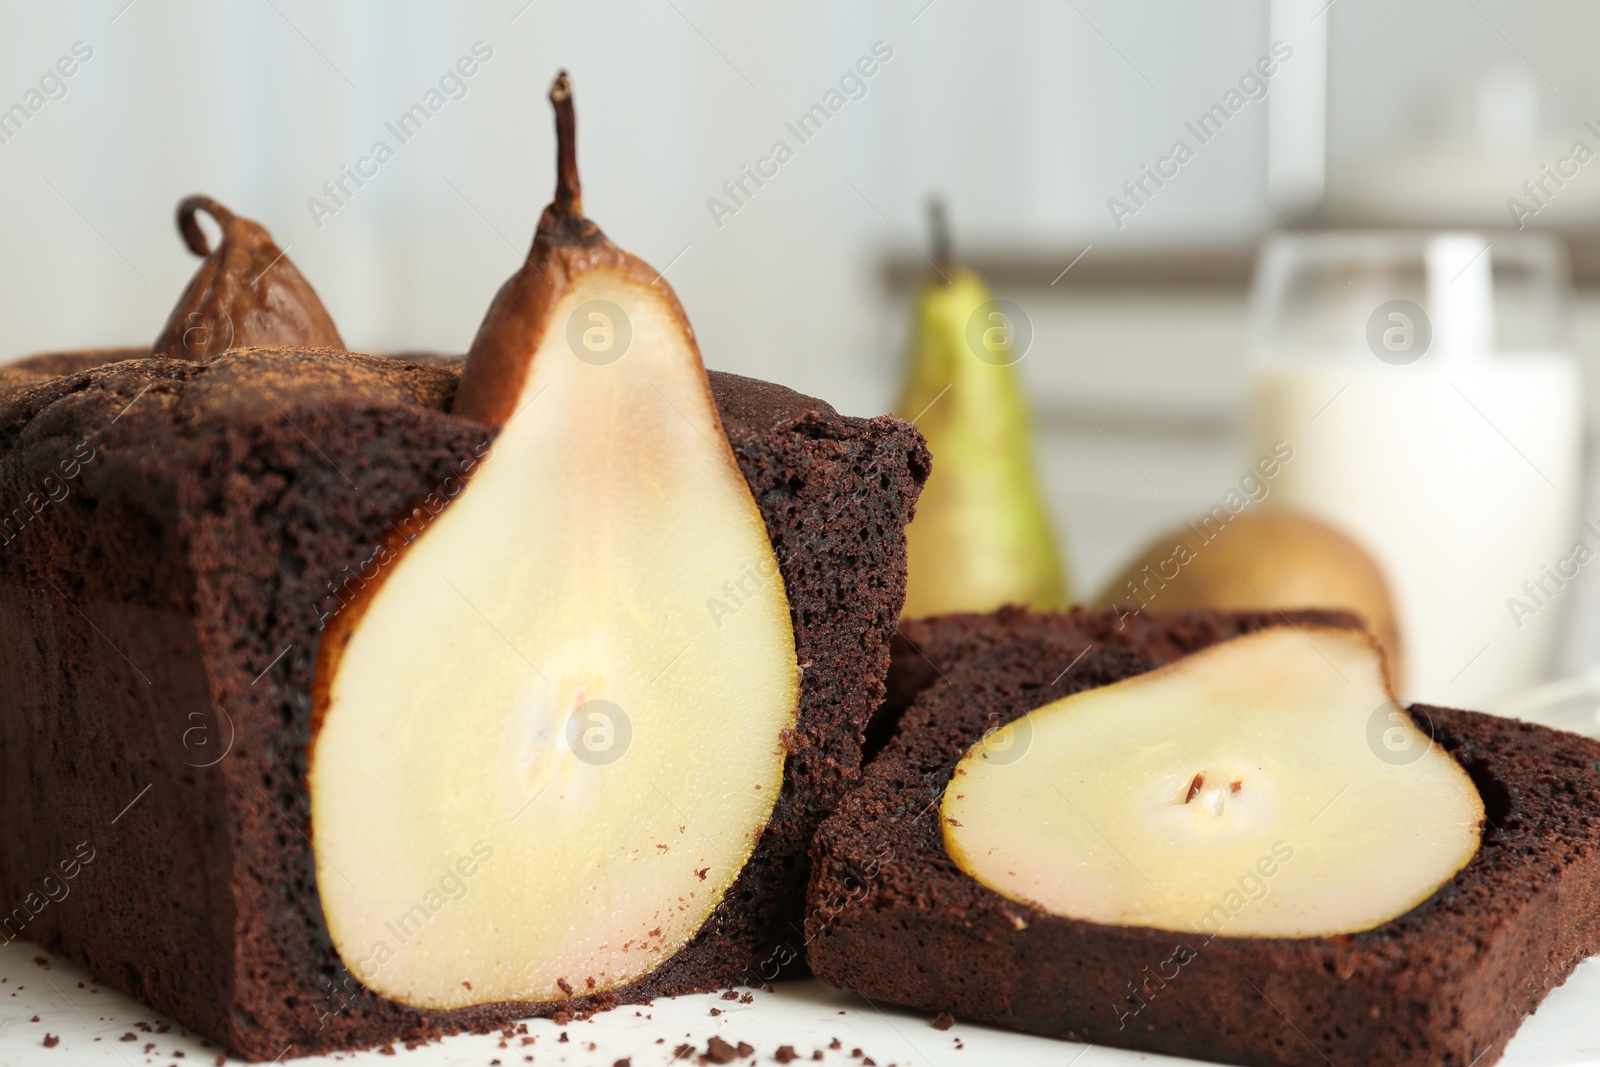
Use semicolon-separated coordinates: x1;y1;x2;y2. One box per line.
932;1012;954;1030
42;1034;59;1047
775;1046;799;1063
704;1035;754;1063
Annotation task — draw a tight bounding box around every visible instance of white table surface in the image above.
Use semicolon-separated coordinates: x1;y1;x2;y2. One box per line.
1;944;1596;1067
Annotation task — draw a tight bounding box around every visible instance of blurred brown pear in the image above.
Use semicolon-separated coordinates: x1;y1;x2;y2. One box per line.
1093;510;1403;685
151;195;343;360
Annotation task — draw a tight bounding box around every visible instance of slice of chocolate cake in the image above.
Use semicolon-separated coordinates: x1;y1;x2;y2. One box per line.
0;348;927;1059
808;607;1600;1067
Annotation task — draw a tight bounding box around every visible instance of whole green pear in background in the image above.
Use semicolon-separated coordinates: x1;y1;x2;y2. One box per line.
896;200;1069;618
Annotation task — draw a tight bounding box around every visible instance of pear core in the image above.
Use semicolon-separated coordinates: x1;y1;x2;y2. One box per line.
941;627;1483;937
310;269;799;1009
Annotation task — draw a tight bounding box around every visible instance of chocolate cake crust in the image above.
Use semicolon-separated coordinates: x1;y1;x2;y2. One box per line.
0;348;928;1059
807;607;1600;1067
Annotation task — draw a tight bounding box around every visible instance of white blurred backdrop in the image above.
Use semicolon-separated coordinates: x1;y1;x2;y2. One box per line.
8;0;1600;687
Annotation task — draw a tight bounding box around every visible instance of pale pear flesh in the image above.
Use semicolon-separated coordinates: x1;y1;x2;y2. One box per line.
310;269;800;1009
942;627;1483;938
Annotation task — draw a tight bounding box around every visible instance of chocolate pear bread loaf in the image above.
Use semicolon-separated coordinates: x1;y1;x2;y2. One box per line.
0;348;927;1058
809;607;1600;1067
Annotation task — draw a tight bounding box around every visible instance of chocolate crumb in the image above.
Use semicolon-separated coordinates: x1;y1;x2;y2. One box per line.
43;1034;59;1047
933;1012;954;1031
740;993;754;1004
706;1035;741;1063
614;1059;631;1067
721;990;740;1001
674;1044;696;1058
30;1015;40;1022
829;1038;842;1050
121;1033;136;1041
558;1032;569;1043
710;1007;722;1016
378;1045;395;1056
776;1047;799;1063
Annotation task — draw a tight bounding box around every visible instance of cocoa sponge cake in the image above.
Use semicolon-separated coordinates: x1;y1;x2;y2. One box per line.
808;607;1600;1067
0;76;929;1060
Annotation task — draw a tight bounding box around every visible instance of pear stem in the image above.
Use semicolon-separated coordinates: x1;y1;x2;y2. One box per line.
928;197;953;278
176;195;238;258
550;70;583;220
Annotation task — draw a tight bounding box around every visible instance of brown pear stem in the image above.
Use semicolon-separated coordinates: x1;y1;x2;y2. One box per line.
928;197;953;278
176;195;239;258
550;70;582;220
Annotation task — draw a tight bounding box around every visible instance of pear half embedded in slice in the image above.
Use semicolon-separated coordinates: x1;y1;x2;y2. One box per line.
942;626;1483;938
308;73;799;1010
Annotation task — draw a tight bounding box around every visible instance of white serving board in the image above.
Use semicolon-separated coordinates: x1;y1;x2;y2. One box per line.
1;945;1595;1066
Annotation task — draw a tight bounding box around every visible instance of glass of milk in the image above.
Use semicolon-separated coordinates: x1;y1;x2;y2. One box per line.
1249;232;1582;708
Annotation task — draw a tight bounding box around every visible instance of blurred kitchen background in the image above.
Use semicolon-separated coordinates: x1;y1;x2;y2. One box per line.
5;0;1600;720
